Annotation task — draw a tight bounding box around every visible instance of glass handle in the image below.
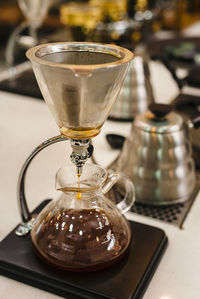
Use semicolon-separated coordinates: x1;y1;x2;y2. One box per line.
17;135;67;223
102;170;135;214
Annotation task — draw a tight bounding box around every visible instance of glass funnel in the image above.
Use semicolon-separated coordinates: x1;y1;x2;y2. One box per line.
26;42;133;139
31;163;135;272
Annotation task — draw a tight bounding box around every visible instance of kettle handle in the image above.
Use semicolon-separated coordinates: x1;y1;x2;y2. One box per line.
189;115;200;129
17;135;67;224
102;170;135;214
151;54;185;90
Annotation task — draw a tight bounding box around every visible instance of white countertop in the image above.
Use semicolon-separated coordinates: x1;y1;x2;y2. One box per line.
0;59;200;299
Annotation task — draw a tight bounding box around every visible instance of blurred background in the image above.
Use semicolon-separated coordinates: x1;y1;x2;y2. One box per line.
0;0;200;66
1;0;200;128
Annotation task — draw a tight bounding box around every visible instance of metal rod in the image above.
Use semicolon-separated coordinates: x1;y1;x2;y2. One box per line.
17;135;68;223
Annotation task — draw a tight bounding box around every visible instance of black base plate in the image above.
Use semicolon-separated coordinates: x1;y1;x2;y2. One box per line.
0;200;167;299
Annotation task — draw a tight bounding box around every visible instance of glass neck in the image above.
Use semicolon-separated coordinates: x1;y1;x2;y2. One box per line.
61;188;101;199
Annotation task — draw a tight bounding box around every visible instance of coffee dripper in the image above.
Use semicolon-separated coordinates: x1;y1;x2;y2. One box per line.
15;42;135;271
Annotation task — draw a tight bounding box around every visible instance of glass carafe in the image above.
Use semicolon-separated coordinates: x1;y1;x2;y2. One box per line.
31;163;135;272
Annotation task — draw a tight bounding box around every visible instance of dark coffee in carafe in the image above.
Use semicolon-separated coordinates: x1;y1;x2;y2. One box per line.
32;207;131;272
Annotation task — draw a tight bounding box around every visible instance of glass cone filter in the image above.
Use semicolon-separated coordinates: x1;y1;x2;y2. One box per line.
26;42;134;139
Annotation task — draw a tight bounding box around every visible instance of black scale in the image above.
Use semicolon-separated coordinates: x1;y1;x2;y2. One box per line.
0;200;167;299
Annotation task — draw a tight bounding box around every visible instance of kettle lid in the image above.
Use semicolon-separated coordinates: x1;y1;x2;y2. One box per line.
134;103;184;133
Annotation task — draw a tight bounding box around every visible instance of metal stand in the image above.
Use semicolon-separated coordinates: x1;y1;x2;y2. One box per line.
15;135;67;236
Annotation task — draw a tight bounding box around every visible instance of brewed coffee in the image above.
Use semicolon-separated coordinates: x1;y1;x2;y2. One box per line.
32;207;131;272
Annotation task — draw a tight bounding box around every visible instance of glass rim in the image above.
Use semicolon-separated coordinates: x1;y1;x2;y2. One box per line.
26;41;134;72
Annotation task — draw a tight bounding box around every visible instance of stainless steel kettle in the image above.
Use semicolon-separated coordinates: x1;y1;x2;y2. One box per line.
115;103;200;205
109;53;154;121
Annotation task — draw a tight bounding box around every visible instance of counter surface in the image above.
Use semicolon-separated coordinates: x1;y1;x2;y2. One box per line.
0;60;200;299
